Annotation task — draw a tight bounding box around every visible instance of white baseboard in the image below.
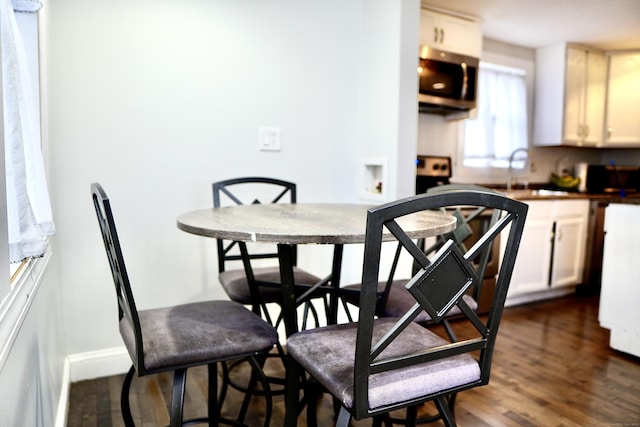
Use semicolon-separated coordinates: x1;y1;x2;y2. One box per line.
55;347;131;427
505;287;575;307
68;346;131;382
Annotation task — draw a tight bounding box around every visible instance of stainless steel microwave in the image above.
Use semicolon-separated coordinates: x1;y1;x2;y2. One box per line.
418;46;479;114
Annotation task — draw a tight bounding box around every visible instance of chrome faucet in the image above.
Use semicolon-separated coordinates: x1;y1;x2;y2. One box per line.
507;148;530;191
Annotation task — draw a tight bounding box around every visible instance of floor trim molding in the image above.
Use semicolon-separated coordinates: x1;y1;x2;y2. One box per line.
56;347;131;426
68;346;131;382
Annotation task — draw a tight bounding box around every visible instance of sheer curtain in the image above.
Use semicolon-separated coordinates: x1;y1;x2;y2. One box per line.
463;63;528;168
1;0;55;263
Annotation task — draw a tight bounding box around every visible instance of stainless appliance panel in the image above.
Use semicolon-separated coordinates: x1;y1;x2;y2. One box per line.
585;164;640;194
418;46;479;113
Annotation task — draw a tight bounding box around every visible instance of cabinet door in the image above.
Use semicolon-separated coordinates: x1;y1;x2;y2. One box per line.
504;201;553;297
563;48;605;146
436;13;481;58
419;11;440;47
534;44;606;147
507;217;552;296
564;47;587;143
605;53;640;146
583;51;606;146
419;9;482;57
550;216;587;287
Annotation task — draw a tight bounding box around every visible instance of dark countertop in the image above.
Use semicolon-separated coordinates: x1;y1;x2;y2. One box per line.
501;189;640;202
477;183;640;203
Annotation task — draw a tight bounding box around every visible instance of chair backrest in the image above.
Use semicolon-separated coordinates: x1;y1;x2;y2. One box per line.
425;184;501;294
353;188;528;419
391;184;501;314
212;177;298;273
91;183;145;373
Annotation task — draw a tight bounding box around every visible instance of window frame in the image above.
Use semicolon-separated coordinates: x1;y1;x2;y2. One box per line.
453;51;535;184
0;6;52;369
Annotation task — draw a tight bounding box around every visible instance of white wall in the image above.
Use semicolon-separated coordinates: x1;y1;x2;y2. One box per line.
45;0;419;369
358;0;420;199
0;254;65;427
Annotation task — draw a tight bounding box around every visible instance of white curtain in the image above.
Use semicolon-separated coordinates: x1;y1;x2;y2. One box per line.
1;0;55;263
463;63;528;168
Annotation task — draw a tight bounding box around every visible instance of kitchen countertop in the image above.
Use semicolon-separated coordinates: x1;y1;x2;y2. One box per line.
481;184;640;203
500;189;640;201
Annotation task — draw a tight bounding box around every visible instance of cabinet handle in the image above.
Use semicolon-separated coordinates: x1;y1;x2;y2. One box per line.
460;62;468;99
584;124;589;138
440;28;444;44
607;126;613;139
434;27;438;43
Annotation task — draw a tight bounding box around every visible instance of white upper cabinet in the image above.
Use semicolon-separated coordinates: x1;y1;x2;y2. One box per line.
534;43;606;147
603;52;640;147
419;8;482;58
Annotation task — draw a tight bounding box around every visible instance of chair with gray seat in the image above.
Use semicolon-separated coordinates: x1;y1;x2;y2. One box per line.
338;184;503;423
340;184;501;341
213;177;330;328
287;188;528;426
91;183;278;427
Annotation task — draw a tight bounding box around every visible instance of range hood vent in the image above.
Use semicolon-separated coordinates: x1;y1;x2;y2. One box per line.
418;102;473;120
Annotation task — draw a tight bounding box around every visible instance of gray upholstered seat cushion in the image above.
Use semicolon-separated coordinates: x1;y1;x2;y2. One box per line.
119;300;278;373
342;281;478;323
287;318;480;411
219;266;321;304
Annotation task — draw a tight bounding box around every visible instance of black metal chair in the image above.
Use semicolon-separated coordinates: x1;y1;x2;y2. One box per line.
287;188;528;426
340;184;500;341
212;177;330;329
91;183;279;427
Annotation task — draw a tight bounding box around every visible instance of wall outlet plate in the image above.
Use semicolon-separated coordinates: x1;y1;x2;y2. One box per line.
259;127;281;151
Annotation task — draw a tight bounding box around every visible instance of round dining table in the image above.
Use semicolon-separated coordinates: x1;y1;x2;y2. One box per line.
177;203;456;333
177;202;456;244
177;202;456;426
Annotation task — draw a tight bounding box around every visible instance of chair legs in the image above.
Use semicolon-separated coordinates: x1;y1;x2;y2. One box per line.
223;347;283;425
434;396;457;427
246;356;273;427
302;378;457;427
120;360;272;427
170;368;188;427
384;393;457;426
121;365;136;427
335;406;351;427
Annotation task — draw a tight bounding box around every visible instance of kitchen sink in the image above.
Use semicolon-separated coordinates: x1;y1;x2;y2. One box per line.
501;188;570;199
532;189;570;196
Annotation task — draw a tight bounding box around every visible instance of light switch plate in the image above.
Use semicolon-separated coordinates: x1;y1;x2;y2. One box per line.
259;127;281;151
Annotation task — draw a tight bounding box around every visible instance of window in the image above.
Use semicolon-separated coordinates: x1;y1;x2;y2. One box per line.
1;0;54;370
1;1;53;299
461;62;528;170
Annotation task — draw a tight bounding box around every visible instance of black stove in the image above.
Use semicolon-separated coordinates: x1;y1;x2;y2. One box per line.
416;155;451;194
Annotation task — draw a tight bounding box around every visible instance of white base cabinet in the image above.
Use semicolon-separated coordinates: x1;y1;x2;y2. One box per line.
503;199;589;304
599;204;640;357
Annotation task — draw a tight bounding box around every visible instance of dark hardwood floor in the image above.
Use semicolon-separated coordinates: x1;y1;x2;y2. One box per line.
67;295;640;426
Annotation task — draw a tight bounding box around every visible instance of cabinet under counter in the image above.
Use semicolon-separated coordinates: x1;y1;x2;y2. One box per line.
501;199;590;306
